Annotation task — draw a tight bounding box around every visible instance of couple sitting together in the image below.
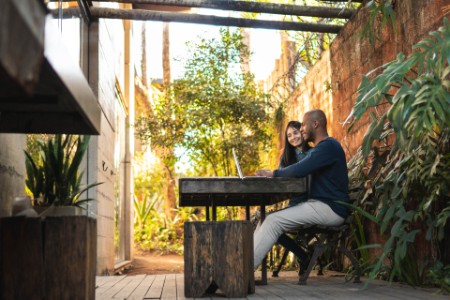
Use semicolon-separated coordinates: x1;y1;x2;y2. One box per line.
254;109;351;274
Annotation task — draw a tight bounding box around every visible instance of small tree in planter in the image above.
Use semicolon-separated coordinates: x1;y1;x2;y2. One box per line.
24;134;101;212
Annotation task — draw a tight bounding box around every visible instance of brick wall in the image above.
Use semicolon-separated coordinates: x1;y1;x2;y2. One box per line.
285;51;333;135
286;0;449;159
282;0;449;264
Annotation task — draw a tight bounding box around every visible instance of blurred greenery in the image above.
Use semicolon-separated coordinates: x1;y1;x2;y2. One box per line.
134;27;276;252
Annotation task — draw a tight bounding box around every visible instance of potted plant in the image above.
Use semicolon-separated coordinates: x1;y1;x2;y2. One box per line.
19;134;100;298
24;134;101;215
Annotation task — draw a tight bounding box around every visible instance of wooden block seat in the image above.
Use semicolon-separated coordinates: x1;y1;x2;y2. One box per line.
184;221;255;298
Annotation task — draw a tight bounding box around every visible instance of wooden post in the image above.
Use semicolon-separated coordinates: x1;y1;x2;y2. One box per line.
44;216;96;300
184;221;254;298
0;217;45;300
0;215;99;300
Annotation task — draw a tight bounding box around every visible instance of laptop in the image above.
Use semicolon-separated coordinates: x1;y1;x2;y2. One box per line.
232;148;244;179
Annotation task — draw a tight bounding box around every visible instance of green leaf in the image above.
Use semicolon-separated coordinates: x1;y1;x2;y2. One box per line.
381;204;396;234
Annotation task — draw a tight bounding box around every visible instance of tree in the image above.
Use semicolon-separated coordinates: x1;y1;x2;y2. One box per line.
136;27;272;220
172;28;271;177
159;22;177;219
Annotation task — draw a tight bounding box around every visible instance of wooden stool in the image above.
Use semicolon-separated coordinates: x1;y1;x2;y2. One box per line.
184;221;255;298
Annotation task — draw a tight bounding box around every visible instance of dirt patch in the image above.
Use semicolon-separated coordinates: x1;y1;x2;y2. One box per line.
123;249;184;275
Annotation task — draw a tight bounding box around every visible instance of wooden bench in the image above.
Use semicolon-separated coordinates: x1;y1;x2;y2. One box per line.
184;221;255;297
271;185;362;285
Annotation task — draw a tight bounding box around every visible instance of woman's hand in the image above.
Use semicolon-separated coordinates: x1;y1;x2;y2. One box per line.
255;169;274;177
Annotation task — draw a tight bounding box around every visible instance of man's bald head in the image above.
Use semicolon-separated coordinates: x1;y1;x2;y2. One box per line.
301;109;329;144
304;109;327;129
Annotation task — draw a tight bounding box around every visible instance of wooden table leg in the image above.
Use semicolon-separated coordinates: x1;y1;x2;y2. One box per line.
212;199;217;221
256;205;267;285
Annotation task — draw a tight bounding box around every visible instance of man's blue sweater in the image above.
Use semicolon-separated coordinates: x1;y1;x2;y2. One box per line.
273;137;350;218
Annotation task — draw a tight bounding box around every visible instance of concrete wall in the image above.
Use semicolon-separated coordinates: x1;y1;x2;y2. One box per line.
0;134;25;217
88;15;134;275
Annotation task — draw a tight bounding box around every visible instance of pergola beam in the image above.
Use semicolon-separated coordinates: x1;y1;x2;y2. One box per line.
94;0;355;19
76;0;92;24
88;7;343;33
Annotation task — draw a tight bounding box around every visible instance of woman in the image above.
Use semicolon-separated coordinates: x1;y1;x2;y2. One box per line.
279;120;311;207
252;120;310;225
274;120;313;275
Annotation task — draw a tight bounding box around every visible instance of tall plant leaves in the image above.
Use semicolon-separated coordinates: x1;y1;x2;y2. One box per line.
347;17;450;286
24;135;101;206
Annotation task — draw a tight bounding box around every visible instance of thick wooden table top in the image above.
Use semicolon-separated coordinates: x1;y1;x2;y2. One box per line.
179;177;307;207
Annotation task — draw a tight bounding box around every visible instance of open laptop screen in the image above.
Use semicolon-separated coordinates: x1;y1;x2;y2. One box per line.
232;148;244;179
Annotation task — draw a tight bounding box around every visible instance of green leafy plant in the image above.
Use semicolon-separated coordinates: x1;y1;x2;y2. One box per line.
429;261;450;294
134;193;159;229
346;18;450;287
361;0;396;43
136;28;271;178
133;193;199;254
25;134;101;207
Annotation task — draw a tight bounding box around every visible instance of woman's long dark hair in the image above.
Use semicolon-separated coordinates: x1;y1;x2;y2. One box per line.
280;121;310;167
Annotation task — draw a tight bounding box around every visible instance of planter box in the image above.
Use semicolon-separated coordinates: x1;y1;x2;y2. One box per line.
0;215;96;300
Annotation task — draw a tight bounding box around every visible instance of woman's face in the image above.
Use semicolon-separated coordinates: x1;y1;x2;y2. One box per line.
286;126;304;148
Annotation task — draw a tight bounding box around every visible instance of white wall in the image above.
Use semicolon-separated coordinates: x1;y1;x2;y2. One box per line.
0;134;26;217
89;16;133;275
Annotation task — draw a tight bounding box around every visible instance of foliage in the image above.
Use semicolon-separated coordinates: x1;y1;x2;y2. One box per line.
136;28;272;179
134;193;159;229
286;0;357;78
361;0;396;43
133;192;198;254
174;28;271;176
429;261;450;294
24;134;101;206
133;152;166;202
345;211;380;280
346;18;450;287
247;1;361;138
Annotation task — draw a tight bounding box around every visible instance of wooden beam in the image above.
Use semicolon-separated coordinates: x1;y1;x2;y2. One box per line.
89;7;343;33
76;0;92;24
92;0;356;19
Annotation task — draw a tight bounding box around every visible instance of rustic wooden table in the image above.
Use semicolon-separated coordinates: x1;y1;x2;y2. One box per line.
179;176;307;286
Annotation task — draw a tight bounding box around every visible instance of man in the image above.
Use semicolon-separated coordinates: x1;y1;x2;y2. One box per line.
254;109;350;272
